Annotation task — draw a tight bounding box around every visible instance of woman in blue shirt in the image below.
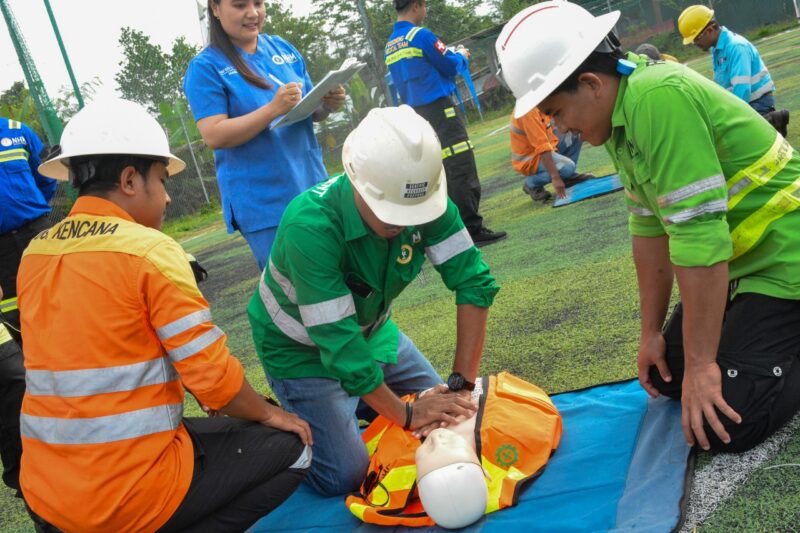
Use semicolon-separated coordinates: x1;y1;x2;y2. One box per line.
184;0;345;269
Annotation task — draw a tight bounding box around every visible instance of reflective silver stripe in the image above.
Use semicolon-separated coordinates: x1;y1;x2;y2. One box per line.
510;124;525;135
299;294;356;328
728;177;752;198
290;445;313;469
258;277;315;346
21;403;183;445
0;297;17;312
269;260;297;304
156;309;212;340
629;206;654;217
167;326;225;362
511;152;534;162
657;174;726;208
664;199;728;224
26;358;178;397
730;75;751;86
405;26;422;41
749;81;775;102
361;304;392;336
425;227;473;266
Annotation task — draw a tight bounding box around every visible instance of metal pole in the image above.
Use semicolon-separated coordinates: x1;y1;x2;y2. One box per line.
355;0;391;106
792;0;800;23
43;0;84;109
175;100;210;204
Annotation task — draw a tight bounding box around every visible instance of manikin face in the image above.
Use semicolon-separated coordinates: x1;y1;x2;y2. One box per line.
416;428;480;479
539;73;618;147
212;0;265;50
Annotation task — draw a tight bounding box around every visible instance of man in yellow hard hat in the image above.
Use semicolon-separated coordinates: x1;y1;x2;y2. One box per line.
678;5;789;135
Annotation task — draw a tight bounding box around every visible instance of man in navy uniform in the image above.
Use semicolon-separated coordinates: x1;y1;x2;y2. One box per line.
385;0;506;247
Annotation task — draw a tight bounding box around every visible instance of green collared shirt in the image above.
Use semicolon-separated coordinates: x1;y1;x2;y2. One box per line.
606;53;800;300
248;174;499;396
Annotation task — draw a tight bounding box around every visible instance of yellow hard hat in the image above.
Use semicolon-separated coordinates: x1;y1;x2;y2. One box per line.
678;5;714;45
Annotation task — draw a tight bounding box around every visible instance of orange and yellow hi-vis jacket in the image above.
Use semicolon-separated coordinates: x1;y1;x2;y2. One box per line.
17;197;245;533
345;372;563;526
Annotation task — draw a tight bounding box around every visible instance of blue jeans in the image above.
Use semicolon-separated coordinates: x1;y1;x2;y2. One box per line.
526;131;583;190
750;92;775;116
265;331;442;496
241;226;277;272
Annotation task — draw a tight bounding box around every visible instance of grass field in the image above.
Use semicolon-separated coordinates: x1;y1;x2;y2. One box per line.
2;27;800;531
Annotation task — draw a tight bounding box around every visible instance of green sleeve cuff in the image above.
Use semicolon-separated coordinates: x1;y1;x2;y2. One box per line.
629;213;666;238
341;363;384;397
667;219;733;267
455;285;500;307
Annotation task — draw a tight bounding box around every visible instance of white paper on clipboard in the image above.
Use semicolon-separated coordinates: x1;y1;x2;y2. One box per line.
271;58;366;129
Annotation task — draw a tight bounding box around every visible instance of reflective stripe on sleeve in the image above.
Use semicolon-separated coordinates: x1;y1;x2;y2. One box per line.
299;294;356;328
9;120;21;129
26;358;179;397
731;175;800;260
258;277;315;346
0;148;29;163
629;206;655;217
511;152;534;163
167;326;225;362
156;309;212;341
405;27;423;41
510;124;525;136
657;174;725;208
749;82;775;102
663;199;728;224
385;47;423;66
425;227;473;266
727;135;792;210
269;260;297;304
21;403;183;445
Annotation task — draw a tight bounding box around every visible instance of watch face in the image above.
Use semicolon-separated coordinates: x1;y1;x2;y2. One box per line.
447;373;465;391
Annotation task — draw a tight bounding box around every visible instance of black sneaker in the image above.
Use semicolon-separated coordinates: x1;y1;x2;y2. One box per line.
765;109;790;137
471;226;507;247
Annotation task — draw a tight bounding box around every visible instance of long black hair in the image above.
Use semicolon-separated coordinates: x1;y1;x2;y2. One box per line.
207;0;271;89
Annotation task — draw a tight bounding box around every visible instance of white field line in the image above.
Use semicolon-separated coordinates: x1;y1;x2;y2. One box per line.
680;412;800;531
482;124;510;138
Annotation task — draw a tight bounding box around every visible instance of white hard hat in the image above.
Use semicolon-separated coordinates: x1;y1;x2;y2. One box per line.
342;105;447;226
496;1;620;118
416;428;487;529
39;97;185;181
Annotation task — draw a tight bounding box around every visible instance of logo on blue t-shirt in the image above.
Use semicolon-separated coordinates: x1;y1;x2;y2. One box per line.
272;53;298;65
219;66;238;77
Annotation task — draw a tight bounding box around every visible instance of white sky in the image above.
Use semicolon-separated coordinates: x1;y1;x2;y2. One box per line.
0;0;315;100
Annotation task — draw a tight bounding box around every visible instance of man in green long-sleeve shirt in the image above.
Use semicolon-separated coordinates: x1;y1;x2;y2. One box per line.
496;1;800;454
248;105;500;495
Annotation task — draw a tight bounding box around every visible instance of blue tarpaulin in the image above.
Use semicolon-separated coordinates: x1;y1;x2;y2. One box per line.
251;379;692;533
552;174;624;208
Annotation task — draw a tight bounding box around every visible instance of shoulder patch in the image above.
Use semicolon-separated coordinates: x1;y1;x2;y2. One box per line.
434;39;447;54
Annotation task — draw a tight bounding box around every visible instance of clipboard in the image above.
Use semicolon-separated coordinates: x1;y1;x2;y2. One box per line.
271;58;366;129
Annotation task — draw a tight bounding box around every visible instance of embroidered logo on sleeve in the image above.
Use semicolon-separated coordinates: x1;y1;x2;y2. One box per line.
434;39;446;54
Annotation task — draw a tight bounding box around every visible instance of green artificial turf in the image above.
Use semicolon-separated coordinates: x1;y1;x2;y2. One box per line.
3;25;800;532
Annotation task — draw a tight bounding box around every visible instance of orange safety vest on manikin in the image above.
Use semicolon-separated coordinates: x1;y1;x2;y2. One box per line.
17;197;245;533
345;372;563;527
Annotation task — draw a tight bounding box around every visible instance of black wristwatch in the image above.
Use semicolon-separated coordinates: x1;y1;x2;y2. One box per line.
447;372;475;392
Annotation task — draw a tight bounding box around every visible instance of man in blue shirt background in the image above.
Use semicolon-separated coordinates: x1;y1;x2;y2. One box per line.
0;116;55;496
385;0;506;247
679;4;789;136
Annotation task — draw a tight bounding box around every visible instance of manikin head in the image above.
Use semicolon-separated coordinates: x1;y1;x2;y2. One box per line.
415;428;487;529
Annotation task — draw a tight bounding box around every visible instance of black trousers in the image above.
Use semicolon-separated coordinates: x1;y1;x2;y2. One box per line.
413;98;483;233
650;293;800;452
0;216;50;496
158;418;309;532
0;340;24;495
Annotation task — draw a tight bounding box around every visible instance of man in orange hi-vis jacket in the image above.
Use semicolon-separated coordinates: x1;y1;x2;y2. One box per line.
16;98;312;533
